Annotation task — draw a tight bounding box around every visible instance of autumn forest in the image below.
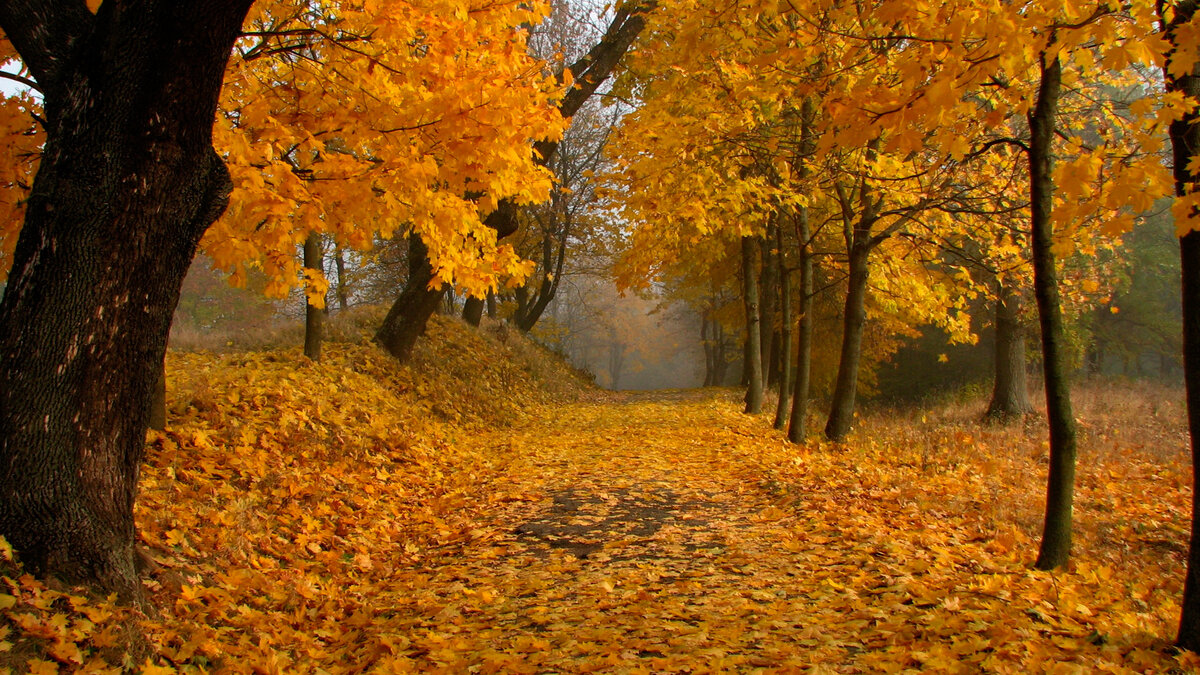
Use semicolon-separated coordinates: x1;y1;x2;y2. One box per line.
0;0;1198;672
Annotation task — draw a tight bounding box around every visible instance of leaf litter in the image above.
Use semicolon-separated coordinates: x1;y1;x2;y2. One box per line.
0;318;1194;673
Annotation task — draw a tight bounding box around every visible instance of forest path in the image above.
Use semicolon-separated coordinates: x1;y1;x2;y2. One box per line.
384;390;860;673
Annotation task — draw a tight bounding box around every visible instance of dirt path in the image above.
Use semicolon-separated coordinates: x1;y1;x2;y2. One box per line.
378;391;842;673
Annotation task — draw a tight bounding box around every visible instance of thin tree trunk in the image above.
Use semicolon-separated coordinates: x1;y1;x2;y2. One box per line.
1029;53;1078;571
0;2;252;598
986;283;1033;419
375;234;446;362
486;291;498;319
767;330;782;391
742;236;764;413
787;96;817;444
714;323;728;386
702;316;715;387
825;242;870;441
303;232;324;362
761;223;779;388
1162;0;1200;651
334;245;349;311
788;211;814;443
774;266;793;430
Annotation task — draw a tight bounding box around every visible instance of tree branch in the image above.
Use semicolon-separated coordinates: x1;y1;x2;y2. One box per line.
0;0;93;90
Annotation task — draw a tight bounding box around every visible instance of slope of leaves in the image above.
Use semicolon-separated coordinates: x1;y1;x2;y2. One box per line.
0;322;1192;672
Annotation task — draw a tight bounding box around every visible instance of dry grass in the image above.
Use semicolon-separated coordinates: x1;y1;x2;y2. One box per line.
838;379;1191;643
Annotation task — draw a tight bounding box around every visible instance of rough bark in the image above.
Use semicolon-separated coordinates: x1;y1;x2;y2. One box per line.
1163;0;1200;651
375;234;446;362
0;0;253;597
1028;54;1078;572
825;242;870;441
148;364;167;432
303;232;324;362
986;283;1033;420
742;237;764;414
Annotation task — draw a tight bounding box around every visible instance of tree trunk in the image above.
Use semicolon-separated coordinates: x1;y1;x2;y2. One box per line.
742;236;764;413
463;296;485;327
760;225;778;389
375;234;446;362
334;245;349;311
774;266;793;430
303;232;324;362
1162;0;1200;651
486;291;498;319
1028;54;1078;572
715;319;724;384
788;211;814;443
766;330;781;391
0;1;253;597
1182;228;1200;650
702;316;715;387
148;363;167;432
787;97;817;444
825;242;870;441
986;283;1033;419
609;339;625;390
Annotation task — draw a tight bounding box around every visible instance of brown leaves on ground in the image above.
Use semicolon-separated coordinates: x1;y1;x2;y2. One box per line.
0;321;1193;672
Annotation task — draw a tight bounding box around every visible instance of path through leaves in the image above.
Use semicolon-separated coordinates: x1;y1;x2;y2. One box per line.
356;391;1192;673
0;335;1192;673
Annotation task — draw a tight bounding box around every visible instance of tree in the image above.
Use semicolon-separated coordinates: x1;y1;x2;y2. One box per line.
303;232;325;361
374;1;655;361
742;236;765;413
986;282;1035;419
0;0;255;597
1158;0;1200;651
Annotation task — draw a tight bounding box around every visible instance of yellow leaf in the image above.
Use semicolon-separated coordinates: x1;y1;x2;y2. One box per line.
27;659;59;675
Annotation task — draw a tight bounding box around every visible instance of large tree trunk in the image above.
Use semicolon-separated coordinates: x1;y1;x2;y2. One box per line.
825;242;870;441
303;232;324;362
0;1;253;597
1028;54;1078;572
1162;0;1200;651
375;234;446;362
986;283;1033;420
788;210;814;443
742;236;764;413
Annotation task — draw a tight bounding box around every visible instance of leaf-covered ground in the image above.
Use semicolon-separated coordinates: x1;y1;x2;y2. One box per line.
0;320;1194;673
